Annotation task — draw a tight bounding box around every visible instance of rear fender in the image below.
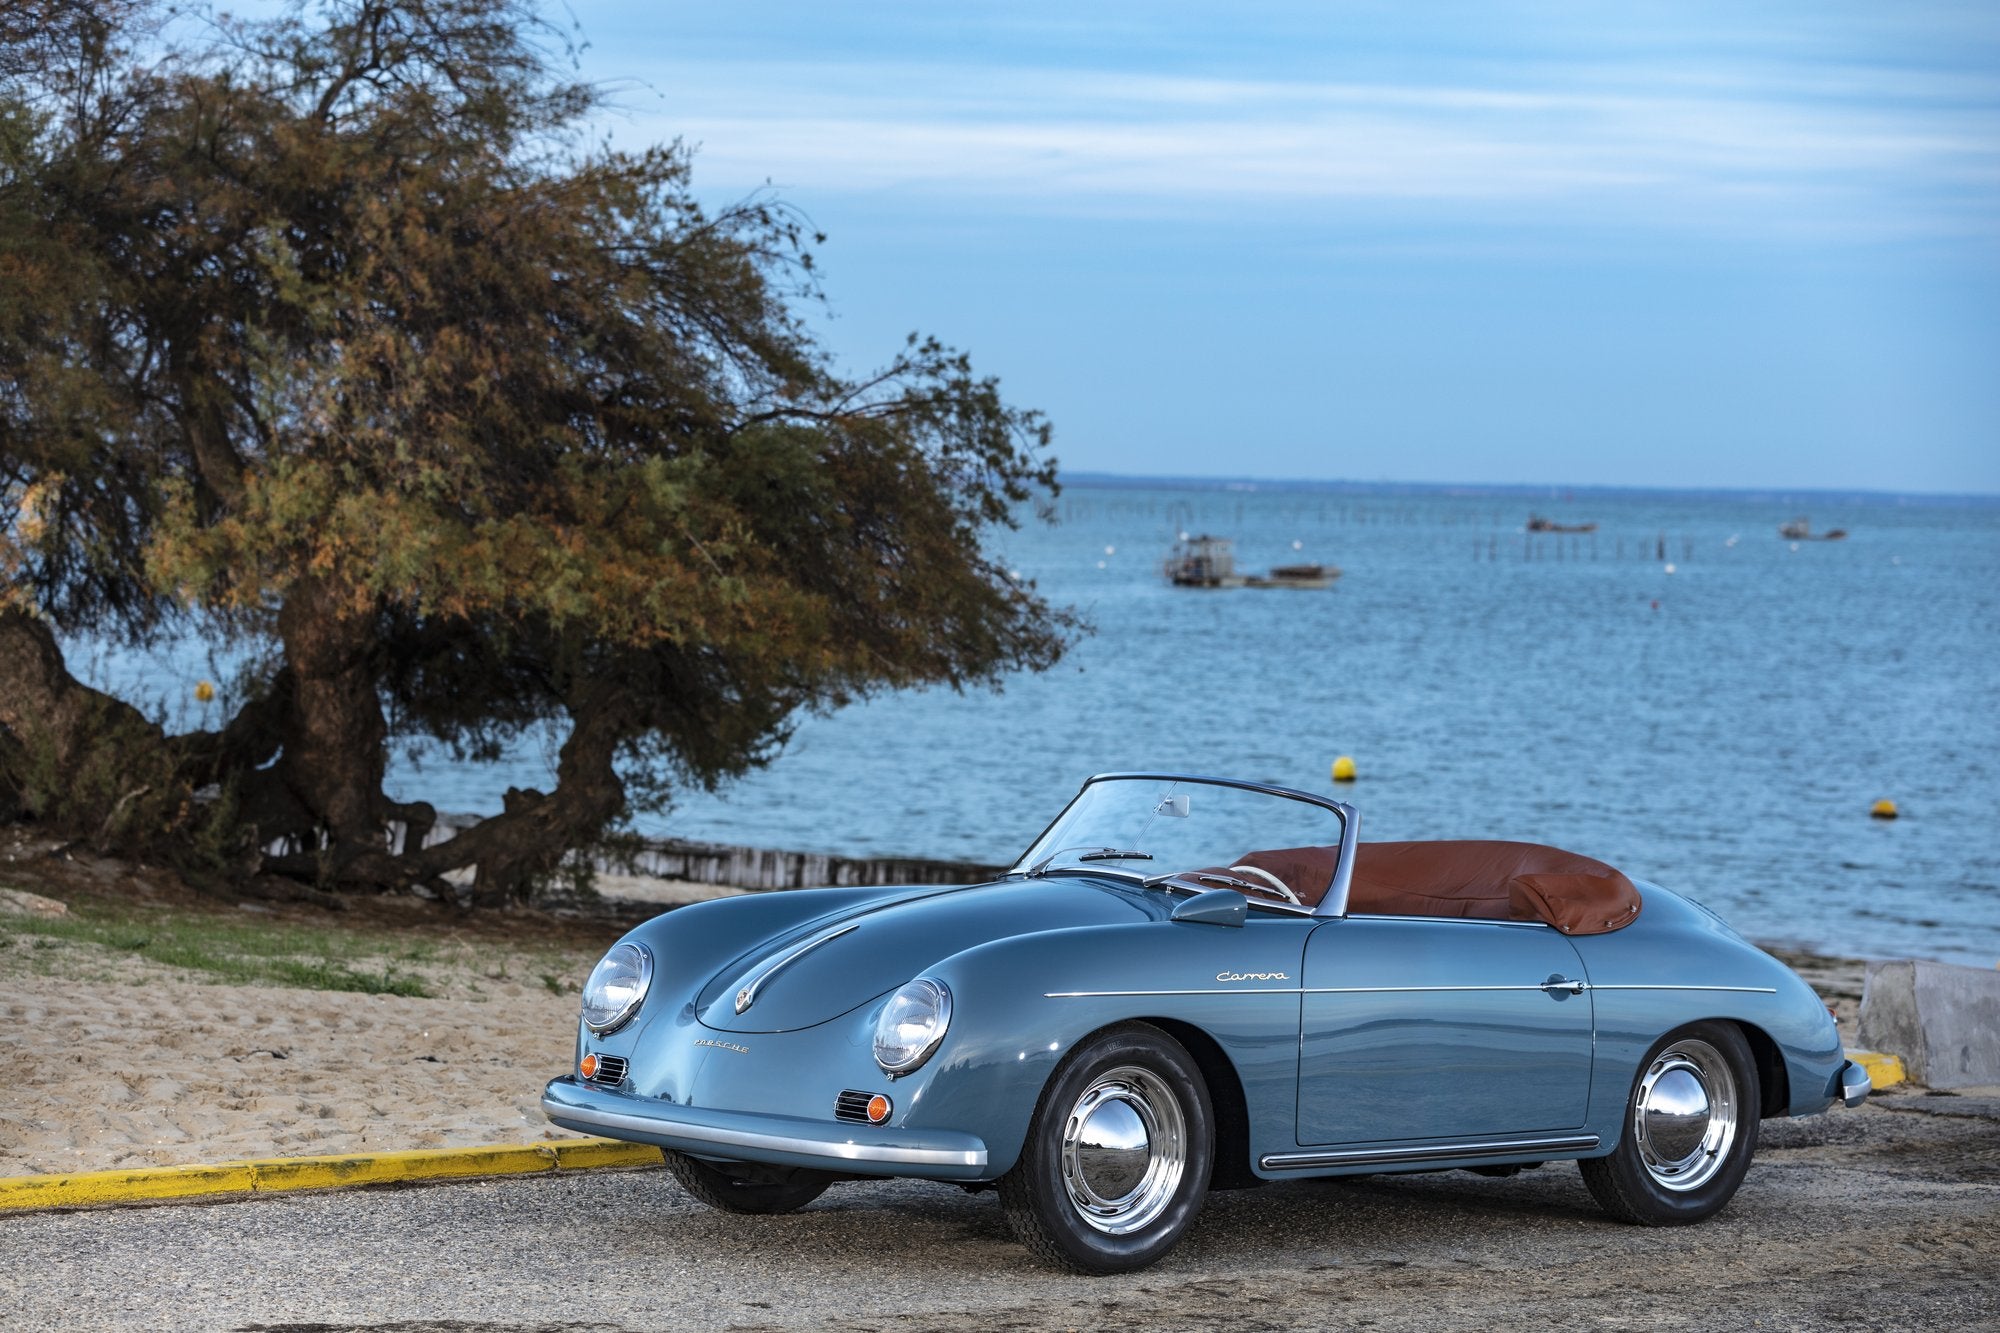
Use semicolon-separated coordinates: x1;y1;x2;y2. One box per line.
1571;883;1844;1135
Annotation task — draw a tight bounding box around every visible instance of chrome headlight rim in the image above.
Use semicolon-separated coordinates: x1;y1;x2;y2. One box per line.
873;977;953;1077
581;941;654;1035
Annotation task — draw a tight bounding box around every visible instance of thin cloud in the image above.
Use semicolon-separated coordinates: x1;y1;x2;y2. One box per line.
608;59;2000;240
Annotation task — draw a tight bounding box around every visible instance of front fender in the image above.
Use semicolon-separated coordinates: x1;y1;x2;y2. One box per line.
913;913;1310;1178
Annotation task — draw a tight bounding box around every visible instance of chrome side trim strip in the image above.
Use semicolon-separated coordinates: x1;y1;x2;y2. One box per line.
1584;976;1776;984
732;922;860;1014
1261;1134;1600;1171
1304;976;1568;984
1044;985;1547;998
1046;988;1300;997
1045;983;1777;999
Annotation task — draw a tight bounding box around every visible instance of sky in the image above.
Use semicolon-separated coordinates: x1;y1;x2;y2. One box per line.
190;2;1987;494
544;0;1998;495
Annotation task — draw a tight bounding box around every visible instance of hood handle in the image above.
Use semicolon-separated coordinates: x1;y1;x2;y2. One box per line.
732;922;860;1015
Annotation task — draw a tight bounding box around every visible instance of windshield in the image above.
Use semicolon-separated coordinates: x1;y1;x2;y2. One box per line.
1012;776;1346;909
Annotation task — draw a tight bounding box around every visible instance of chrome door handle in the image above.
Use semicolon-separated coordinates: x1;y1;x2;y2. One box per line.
1541;976;1587;995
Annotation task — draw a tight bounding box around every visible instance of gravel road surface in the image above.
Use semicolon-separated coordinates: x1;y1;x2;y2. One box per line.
5;1087;1996;1332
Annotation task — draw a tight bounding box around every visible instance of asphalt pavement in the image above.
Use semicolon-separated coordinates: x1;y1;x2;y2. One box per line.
5;1087;1996;1332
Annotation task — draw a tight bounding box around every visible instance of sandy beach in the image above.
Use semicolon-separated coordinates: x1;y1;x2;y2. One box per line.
0;971;581;1174
0;856;748;1177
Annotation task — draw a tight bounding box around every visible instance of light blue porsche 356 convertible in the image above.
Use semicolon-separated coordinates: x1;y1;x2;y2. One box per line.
544;773;1869;1273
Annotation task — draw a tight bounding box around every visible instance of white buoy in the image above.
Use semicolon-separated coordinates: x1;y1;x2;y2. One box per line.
1664;563;1676;575
1104;545;1115;556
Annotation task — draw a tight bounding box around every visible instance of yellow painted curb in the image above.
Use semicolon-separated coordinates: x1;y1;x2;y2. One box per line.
1848;1049;1907;1090
0;1137;664;1214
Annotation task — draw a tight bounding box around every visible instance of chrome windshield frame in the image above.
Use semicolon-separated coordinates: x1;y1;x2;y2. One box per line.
1014;772;1359;918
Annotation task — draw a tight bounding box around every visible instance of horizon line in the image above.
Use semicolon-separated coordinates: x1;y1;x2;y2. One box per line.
1054;469;2000;505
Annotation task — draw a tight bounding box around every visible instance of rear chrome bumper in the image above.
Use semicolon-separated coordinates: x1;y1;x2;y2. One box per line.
1837;1058;1872;1109
541;1076;990;1179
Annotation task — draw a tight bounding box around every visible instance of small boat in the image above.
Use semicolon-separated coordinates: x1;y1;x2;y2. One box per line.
1245;563;1341;589
1779;518;1848;541
1527;514;1598;534
1163;535;1244;587
1164;537;1340;589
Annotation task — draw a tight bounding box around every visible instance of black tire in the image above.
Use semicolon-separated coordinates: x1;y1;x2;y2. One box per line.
1581;1021;1760;1225
662;1150;832;1215
998;1022;1214;1274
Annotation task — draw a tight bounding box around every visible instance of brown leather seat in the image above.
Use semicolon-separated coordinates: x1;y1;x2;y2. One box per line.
1348;840;1641;935
1201;840;1642;934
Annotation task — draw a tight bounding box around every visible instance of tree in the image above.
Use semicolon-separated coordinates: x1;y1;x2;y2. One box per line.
0;0;1073;900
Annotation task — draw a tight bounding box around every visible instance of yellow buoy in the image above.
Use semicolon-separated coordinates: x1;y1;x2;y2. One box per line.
1331;755;1357;783
1870;799;1898;820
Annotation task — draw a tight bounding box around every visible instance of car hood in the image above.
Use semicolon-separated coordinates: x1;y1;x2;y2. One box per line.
693;877;1155;1034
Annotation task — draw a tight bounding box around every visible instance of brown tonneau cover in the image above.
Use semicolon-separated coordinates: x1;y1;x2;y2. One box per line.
1348;840;1641;935
1219;839;1642;934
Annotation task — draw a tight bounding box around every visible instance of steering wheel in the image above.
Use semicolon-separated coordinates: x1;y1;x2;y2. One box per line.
1228;864;1301;905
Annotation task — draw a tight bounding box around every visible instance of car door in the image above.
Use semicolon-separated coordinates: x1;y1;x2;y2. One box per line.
1296;915;1594;1145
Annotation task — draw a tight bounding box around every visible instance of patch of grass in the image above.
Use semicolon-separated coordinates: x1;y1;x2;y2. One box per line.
0;902;434;997
266;959;430;997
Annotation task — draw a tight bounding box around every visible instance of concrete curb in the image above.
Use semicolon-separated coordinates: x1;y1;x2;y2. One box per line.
1857;959;2000;1088
0;1137;663;1214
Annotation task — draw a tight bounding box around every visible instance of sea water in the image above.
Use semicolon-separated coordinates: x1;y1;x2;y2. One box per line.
68;481;2000;965
634;481;2000;967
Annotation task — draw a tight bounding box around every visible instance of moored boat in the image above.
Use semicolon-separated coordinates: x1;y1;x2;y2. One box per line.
1246;563;1341;589
1163;534;1244;587
1527;514;1598;534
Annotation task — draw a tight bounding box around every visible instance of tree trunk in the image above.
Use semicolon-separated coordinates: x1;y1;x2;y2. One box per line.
401;685;630;903
269;577;397;879
0;608;180;845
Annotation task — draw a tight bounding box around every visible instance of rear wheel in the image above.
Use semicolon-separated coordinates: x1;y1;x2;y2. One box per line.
999;1023;1214;1273
1581;1022;1760;1225
663;1150;832;1215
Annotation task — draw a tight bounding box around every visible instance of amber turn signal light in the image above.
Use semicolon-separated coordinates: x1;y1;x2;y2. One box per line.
866;1094;892;1123
580;1053;599;1079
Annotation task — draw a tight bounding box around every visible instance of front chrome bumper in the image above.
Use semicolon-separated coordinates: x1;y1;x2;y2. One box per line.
541;1077;990;1179
1838;1058;1872;1109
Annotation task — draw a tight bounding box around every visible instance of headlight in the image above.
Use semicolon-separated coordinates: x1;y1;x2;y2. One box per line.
874;978;952;1076
581;942;653;1034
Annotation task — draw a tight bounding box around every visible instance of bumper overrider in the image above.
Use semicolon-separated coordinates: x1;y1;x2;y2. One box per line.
541;1076;990;1180
1838;1058;1872;1109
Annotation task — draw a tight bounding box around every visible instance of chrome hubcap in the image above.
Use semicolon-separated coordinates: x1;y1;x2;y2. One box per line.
1060;1065;1186;1234
1633;1038;1737;1192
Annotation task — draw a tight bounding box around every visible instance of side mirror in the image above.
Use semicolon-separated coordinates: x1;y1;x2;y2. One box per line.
1169;889;1246;928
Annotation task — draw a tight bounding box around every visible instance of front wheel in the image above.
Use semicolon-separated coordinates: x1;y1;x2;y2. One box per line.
999;1023;1214;1273
662;1150;831;1215
1581;1022;1760;1225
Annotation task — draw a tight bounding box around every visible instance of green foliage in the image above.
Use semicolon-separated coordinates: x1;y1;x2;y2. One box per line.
0;1;1074;892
